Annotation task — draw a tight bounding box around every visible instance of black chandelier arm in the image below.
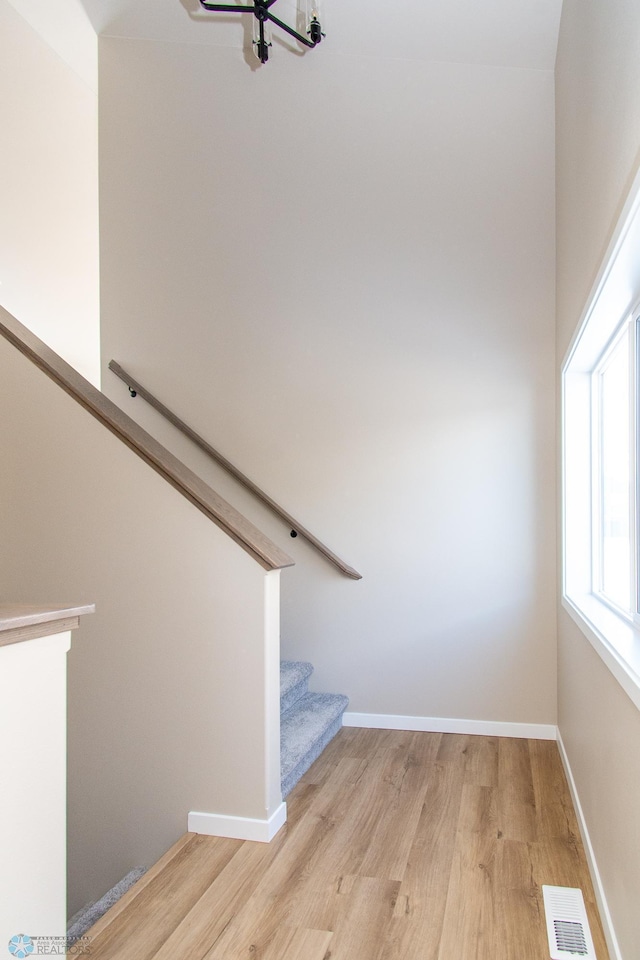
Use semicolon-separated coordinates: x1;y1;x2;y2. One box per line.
198;0;278;12
199;2;256;12
198;0;323;59
265;10;317;47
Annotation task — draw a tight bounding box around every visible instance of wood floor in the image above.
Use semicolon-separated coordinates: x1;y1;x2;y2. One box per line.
82;728;610;960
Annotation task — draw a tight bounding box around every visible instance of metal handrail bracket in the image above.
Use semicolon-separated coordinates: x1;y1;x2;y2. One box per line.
0;307;293;573
108;360;362;580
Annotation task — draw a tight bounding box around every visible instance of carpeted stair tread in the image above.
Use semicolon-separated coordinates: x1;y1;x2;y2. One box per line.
280;691;348;797
280;659;314;715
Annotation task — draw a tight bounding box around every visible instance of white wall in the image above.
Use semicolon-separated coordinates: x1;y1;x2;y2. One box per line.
556;2;640;957
0;632;70;944
0;334;281;919
99;39;557;725
5;0;97;90
0;0;99;383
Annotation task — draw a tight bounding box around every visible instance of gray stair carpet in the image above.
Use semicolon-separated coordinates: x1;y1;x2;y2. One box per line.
66;867;146;944
280;681;349;798
280;659;314;714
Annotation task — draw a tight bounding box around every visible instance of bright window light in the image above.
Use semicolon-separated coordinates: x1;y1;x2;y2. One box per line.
593;322;632;613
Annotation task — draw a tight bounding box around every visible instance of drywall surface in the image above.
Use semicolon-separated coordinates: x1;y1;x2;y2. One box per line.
4;0;97;90
558;618;640;959
0;336;281;919
0;0;99;383
556;0;640;358
0;633;70;944
99;38;557;725
556;2;640;956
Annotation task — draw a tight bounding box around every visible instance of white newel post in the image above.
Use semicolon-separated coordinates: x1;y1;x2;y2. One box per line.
0;604;94;954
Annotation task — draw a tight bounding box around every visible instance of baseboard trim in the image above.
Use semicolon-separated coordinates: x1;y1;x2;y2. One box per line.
556;732;622;960
188;801;287;843
343;711;557;740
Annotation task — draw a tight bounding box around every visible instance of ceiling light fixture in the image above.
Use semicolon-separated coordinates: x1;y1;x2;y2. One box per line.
199;0;324;64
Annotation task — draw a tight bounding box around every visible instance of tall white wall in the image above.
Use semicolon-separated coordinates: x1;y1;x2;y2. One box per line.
0;0;99;383
0;334;281;919
556;3;640;957
99;39;557;726
0;632;70;944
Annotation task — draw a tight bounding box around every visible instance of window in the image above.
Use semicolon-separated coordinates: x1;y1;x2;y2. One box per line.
562;168;640;712
592;317;633;615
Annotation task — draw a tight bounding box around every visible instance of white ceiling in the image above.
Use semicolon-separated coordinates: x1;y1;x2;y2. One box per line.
78;0;563;71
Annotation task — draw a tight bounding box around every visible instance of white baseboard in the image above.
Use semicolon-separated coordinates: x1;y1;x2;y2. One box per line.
556;732;622;960
343;711;557;740
188;801;287;843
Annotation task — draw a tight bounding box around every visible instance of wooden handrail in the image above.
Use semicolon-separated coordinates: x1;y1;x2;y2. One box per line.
108;360;363;580
0;603;95;647
0;307;294;573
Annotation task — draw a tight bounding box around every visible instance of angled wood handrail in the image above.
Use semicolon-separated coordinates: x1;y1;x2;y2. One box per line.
0;307;294;573
108;360;363;580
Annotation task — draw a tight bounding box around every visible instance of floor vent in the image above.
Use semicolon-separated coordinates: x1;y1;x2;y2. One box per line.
542;885;597;960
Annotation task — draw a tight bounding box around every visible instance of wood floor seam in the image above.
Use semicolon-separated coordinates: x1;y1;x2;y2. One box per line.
82;728;611;960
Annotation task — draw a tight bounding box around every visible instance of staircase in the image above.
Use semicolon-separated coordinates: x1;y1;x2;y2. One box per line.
280;660;348;798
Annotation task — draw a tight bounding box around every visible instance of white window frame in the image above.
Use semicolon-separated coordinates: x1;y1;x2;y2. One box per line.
562;165;640;713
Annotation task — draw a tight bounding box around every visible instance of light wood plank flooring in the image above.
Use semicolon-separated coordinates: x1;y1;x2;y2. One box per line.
82;729;610;960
